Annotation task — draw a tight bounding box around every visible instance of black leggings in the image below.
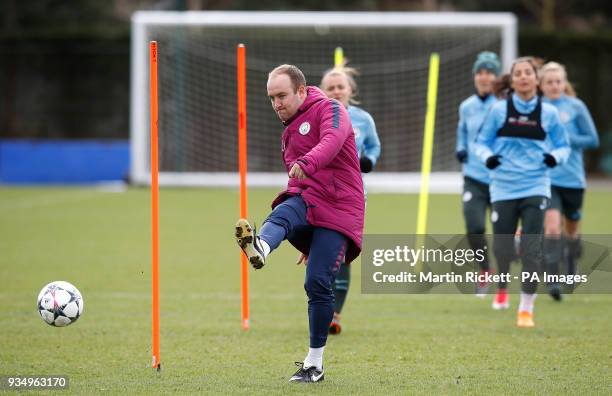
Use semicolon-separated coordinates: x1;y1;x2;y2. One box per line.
462;176;491;271
492;196;547;294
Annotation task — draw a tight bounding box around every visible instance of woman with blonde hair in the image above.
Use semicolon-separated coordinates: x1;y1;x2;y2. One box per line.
539;61;599;301
317;63;381;335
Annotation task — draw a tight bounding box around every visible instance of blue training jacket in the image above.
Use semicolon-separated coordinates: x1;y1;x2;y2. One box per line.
456;94;498;184
474;93;570;202
348;105;381;165
543;95;599;189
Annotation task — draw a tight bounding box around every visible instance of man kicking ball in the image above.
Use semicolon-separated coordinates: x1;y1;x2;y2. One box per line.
235;64;365;383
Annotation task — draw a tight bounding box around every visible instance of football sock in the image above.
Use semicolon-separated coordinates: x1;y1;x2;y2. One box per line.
497;259;511;289
259;238;271;258
304;346;324;370
468;233;490;271
566;237;582;276
543;235;562;280
518;292;536;314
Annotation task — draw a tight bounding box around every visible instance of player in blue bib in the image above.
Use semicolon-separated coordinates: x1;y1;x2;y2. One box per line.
455;51;500;296
539;62;599;301
474;57;570;327
317;64;381;335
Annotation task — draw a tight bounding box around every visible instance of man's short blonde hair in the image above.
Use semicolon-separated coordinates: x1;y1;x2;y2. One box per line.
269;64;306;92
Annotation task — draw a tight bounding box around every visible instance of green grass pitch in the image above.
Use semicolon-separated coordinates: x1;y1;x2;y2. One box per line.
0;187;610;394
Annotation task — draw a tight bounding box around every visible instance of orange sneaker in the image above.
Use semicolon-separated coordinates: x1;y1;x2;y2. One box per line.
517;311;535;328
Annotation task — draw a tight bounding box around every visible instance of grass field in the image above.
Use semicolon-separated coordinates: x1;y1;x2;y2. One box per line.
1;187;611;395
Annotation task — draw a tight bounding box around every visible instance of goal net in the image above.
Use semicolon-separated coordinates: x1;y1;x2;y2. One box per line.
130;11;516;191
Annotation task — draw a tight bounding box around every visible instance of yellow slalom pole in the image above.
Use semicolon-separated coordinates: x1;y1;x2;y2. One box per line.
415;54;440;273
416;53;440;235
334;47;344;68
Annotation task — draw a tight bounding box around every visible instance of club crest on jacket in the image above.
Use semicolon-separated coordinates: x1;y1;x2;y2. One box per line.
299;122;311;135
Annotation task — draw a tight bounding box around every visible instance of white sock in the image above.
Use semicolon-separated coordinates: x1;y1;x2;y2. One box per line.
258;238;271;258
304;346;324;370
518;292;537;314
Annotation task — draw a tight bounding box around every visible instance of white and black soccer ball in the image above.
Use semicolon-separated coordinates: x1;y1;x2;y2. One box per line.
37;281;84;327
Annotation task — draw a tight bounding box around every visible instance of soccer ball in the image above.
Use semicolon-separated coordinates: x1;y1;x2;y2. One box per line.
37;281;84;327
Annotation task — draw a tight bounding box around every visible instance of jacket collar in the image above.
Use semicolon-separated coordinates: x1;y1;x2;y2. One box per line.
282;86;328;126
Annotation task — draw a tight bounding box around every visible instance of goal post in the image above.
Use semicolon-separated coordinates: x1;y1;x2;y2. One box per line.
130;11;517;192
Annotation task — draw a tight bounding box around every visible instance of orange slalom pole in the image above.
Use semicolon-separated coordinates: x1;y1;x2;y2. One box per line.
149;41;161;370
237;44;249;330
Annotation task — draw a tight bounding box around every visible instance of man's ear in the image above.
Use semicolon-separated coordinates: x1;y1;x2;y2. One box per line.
297;85;307;99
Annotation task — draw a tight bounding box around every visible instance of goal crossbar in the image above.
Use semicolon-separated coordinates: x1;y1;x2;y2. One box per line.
130;11;517;189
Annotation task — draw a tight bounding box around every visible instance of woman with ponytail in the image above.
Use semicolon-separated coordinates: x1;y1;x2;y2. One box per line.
539;62;599;301
316;63;381;335
474;57;570;327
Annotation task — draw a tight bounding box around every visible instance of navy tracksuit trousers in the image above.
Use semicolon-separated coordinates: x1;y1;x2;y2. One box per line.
259;195;347;348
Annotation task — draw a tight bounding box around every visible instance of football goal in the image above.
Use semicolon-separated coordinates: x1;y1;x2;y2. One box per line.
130;11;516;192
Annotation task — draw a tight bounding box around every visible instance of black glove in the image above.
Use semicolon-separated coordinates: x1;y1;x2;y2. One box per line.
485;155;502;170
543;153;557;168
360;156;373;173
455;150;468;163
